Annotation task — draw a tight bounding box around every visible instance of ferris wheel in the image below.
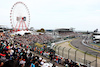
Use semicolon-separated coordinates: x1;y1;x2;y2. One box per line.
10;2;30;31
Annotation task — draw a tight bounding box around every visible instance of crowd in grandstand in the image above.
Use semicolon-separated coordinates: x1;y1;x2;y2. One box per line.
14;34;53;45
0;33;54;67
0;32;87;67
58;32;81;38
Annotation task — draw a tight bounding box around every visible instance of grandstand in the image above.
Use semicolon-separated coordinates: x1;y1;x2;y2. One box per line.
0;25;9;36
0;29;88;67
0;25;9;31
92;32;100;43
54;28;76;38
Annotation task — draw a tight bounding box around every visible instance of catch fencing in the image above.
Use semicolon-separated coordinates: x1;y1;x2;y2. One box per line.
53;44;99;67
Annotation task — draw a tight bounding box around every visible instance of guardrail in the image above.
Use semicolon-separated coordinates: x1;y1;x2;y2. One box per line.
50;39;70;49
53;40;91;67
53;39;98;67
82;39;100;51
55;39;70;44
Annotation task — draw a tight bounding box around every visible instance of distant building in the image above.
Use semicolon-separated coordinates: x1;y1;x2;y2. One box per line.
46;30;53;32
0;29;4;36
54;28;76;39
45;29;54;35
54;28;74;35
55;28;74;31
92;32;100;43
30;27;35;31
0;25;9;36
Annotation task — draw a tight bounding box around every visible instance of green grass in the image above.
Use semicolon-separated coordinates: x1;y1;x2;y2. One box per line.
91;43;100;47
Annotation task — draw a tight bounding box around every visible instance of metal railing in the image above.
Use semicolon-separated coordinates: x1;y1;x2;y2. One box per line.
54;46;99;67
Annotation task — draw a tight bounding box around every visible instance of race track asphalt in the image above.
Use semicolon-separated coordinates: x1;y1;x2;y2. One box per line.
71;38;100;57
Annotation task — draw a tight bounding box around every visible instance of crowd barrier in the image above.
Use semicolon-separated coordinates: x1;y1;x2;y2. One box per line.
82;40;100;51
52;39;99;67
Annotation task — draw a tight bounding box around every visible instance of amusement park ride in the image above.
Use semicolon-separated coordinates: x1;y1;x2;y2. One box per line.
10;2;30;32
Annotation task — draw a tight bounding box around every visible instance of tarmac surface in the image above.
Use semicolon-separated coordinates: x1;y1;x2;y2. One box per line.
71;38;100;57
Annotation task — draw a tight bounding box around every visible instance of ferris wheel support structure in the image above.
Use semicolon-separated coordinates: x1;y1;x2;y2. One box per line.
10;2;30;32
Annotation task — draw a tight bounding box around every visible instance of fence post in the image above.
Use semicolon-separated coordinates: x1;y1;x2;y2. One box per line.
95;53;99;67
58;46;61;55
62;47;66;57
84;51;88;64
55;45;58;53
68;48;71;59
88;61;91;67
75;49;78;62
53;45;55;50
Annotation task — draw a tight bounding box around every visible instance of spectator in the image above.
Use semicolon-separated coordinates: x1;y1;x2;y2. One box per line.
0;61;4;67
52;63;56;67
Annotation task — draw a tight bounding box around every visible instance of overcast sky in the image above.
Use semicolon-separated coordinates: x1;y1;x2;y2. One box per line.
0;0;100;31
